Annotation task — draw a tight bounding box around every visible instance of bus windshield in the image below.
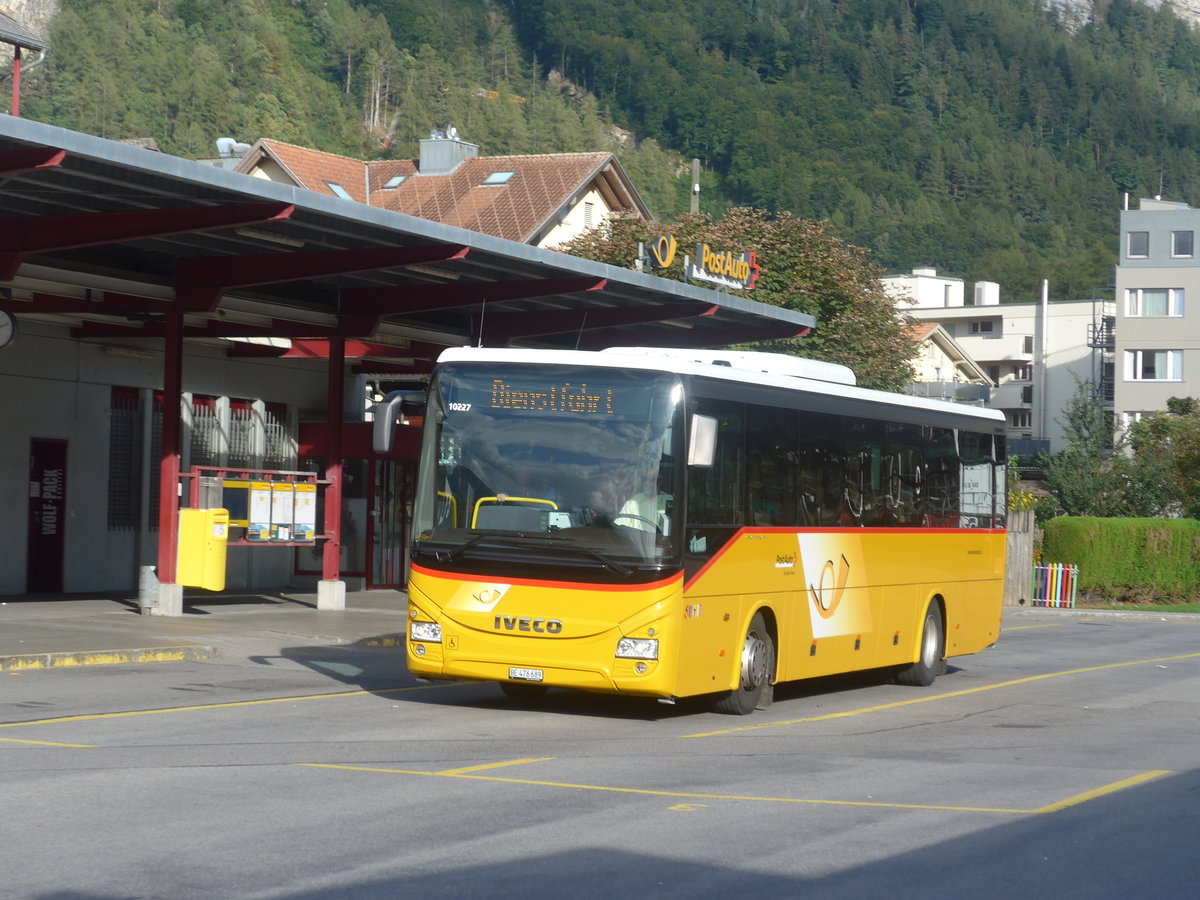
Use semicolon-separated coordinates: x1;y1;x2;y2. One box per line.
411;363;685;573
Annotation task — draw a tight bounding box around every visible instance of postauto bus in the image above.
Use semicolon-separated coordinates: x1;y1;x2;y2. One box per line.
398;346;1006;714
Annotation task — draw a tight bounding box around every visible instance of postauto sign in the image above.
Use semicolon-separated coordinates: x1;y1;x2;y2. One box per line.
686;243;760;290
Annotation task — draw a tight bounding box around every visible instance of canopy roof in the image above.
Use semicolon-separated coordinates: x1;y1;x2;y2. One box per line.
0;116;813;373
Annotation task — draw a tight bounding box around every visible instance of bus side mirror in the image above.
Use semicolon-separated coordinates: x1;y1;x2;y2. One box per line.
688;414;717;467
372;390;425;454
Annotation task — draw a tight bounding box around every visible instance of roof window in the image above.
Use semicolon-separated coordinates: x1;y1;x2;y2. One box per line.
481;171;515;185
324;181;353;200
382;175;407;189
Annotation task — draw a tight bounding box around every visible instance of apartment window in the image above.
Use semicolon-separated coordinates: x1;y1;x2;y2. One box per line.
1021;385;1033;404
987;365;1000;383
1013;365;1032;381
1127;231;1149;258
1172;231;1194;257
1121;411;1154;430
1023;335;1035;354
968;320;995;334
1010;411;1031;429
584;201;594;229
1126;288;1183;317
1124;349;1183;381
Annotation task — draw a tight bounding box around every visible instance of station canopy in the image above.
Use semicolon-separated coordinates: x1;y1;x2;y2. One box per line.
0;117;814;374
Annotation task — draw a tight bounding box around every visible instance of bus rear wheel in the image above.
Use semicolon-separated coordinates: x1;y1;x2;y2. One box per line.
896;602;943;687
713;612;775;715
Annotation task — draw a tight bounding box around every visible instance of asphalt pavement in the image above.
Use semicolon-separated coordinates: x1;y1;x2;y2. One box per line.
0;588;410;671
4;589;1196;674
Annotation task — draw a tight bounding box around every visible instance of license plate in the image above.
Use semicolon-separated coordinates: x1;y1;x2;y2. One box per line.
508;667;544;682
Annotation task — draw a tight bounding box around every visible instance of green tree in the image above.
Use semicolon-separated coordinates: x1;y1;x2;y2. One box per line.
1129;397;1200;519
556;208;916;392
1042;382;1177;518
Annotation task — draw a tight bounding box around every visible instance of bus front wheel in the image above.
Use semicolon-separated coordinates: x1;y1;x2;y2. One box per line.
713;612;775;715
896;602;943;687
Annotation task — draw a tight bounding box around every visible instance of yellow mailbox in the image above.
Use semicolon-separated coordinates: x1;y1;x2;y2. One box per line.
177;508;229;591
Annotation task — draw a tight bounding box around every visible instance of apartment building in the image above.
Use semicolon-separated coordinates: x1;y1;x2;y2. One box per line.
1114;198;1200;429
883;268;1111;455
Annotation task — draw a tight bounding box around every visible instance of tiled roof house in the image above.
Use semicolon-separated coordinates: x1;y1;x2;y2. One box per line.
904;321;992;404
234;137;652;248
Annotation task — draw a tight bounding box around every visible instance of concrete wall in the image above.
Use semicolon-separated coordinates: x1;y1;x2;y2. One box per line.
0;320;330;596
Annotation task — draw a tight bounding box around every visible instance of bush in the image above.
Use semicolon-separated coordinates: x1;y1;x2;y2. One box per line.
1042;518;1200;604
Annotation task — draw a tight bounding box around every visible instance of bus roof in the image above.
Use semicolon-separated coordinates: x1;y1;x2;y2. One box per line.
435;345;1006;427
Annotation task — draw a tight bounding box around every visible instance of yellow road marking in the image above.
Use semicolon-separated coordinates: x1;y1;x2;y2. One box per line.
0;683;445;730
684;651;1200;738
1033;769;1170;814
438;757;552;776
0;736;96;748
299;762;1170;816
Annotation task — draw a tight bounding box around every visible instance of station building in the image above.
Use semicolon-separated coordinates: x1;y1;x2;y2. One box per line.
0;115;812;608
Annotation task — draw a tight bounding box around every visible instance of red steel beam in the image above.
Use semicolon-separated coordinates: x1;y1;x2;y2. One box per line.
322;338;345;583
0;202;294;280
351;359;437;375
156;314;184;586
0;146;66;177
70;314;386;340
175;244;470;312
340;276;606;316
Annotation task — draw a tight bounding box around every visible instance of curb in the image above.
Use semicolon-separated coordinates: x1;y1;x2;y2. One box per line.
0;644;219;672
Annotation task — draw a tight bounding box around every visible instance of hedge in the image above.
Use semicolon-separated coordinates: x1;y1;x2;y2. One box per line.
1041;517;1200;604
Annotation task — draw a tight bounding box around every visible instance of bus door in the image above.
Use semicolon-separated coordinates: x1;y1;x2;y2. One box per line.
370;458;414;589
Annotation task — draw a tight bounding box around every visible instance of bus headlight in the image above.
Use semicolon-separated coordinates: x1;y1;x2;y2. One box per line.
616;637;658;660
410;621;442;643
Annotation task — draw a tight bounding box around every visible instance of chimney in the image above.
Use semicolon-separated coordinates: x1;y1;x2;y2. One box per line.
418;135;479;175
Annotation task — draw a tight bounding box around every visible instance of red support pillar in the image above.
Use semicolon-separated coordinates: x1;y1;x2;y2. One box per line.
154;313;184;615
319;337;346;609
10;48;20;118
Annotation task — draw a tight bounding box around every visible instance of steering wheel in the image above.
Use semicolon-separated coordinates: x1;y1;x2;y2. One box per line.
612;512;663;534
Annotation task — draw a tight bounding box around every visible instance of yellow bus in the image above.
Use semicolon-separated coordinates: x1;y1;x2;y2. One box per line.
401;347;1006;714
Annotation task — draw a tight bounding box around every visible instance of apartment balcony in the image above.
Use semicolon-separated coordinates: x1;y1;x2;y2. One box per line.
1087;316;1116;350
989;382;1033;407
953;333;1034;362
1090;379;1114;403
907;381;990;405
1008;438;1051;459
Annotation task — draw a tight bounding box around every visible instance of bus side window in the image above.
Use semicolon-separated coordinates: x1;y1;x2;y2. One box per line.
795;410;842;527
993;433;1008;527
845;416;885;526
687;399;744;525
747;405;798;526
923;425;959;526
958;431;994;528
885;421;925;526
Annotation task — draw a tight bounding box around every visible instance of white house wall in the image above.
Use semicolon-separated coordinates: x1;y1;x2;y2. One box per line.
1114;199;1200;424
538;186;608;249
0;322;329;596
904;300;1100;453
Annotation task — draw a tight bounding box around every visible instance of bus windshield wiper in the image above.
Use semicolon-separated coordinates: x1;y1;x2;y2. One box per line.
535;534;634;577
432;531;633;576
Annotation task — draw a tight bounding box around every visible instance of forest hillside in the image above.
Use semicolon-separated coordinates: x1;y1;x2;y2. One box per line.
16;0;1200;299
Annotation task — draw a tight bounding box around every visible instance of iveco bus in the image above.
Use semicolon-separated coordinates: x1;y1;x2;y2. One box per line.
398;346;1006;714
